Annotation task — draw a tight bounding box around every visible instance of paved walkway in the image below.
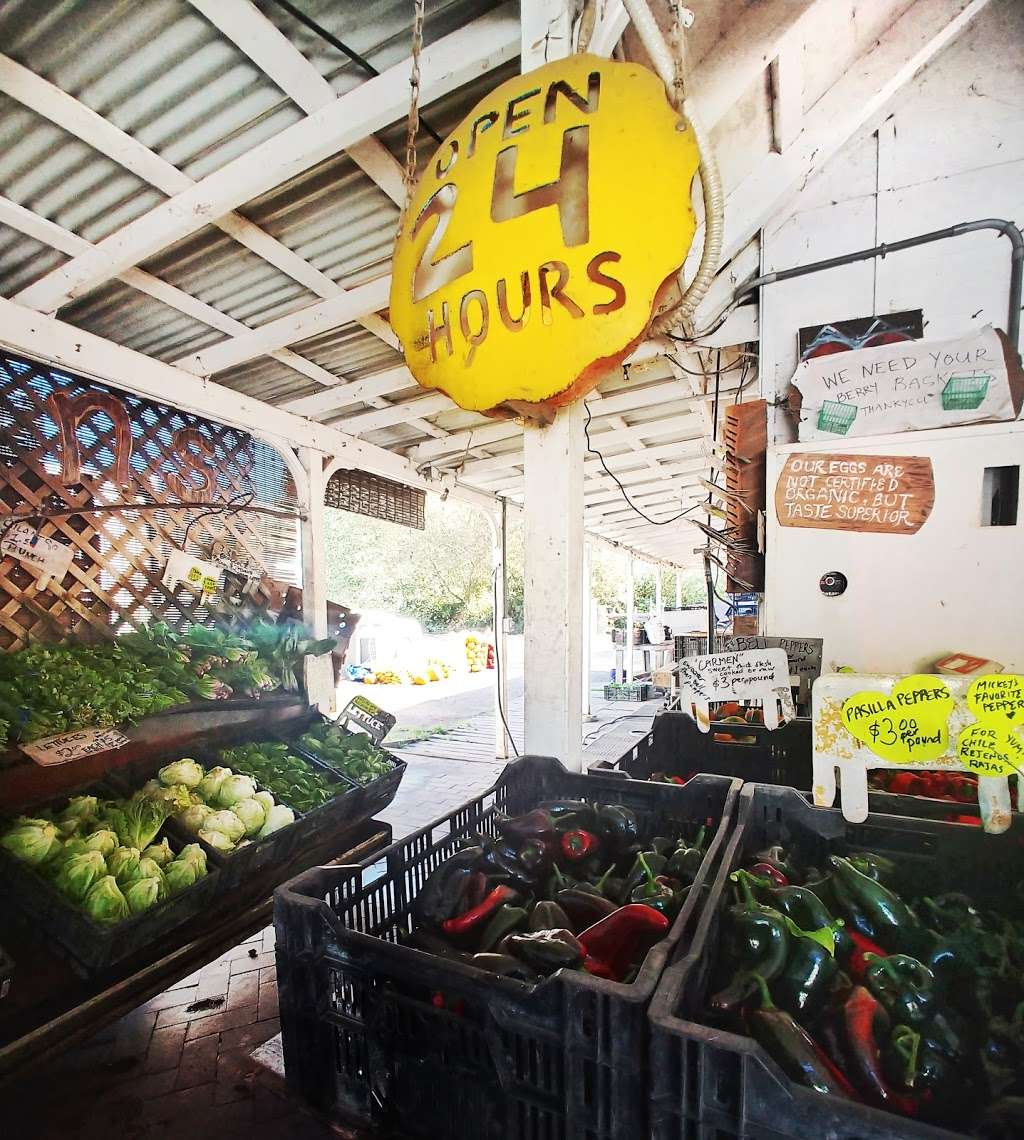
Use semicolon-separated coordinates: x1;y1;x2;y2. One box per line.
4;698;661;1140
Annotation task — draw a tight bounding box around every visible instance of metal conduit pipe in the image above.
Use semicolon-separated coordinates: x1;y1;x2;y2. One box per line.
620;0;725;333
733;217;1024;353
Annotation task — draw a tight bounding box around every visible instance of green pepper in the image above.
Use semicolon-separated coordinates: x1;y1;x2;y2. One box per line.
625;850;667;895
478;904;528;951
471;952;540;982
591;864;627;904
881;1023;921;1089
863;954;936;1027
774;934;839;1024
629;853;679;917
749;873;854;965
847;851;900;888
556;887;618;930
506;929;584;974
665;827;706;882
829;857;923;955
595;803;639;849
528;900;571;932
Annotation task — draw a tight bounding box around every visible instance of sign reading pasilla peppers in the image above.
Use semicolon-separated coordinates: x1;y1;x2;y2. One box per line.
390;54;700;416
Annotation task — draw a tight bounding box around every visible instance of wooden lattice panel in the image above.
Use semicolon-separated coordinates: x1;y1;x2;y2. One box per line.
0;354;299;651
724;399;767;593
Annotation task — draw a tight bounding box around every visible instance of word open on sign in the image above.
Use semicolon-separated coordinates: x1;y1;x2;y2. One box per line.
676;649;796;732
390;54;700;417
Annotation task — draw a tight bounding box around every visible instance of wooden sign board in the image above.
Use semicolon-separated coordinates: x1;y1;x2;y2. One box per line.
775;454;934;534
21;727;130;767
676;648;796;731
724;635;823;682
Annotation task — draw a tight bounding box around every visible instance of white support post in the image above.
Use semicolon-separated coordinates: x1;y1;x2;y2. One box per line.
521;0;583;769
675;569;683;609
582;541;594;721
624;555;635;684
654;565;663;620
298;448;335;715
487;508;510;761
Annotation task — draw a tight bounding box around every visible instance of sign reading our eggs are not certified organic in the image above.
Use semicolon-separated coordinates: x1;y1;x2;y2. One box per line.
390;54;700;416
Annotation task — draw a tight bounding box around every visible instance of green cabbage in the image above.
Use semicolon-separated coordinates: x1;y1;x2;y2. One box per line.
125;876;167;914
257;804;295;838
47;838;90;873
54;850;107;903
176;803;213;833
59;794;99;823
196;766;233;803
231;797;267;837
158;758;204;788
203;810;246;843
82;828;119;858
253;790;275;816
124;856;164;885
198;827;236;853
164;859;199;896
138;781;195;813
57;816;85;839
142;838;174;868
105;797;171;850
83;875;130;925
107;845;141;885
1;818;61;865
214;774;258;809
175;843;208;873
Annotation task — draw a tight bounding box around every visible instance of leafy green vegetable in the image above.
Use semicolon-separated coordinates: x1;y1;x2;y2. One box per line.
59;795;99;823
83;875;130;925
257;804;295;838
125;876;166;914
0;817;61;865
108;846;141;885
158;759;204;788
297;721;394;786
54;850;107;903
105;797;171;851
214;773;257;809
82;828;119;858
164;859;199;896
142;838;175;868
232;797;266;837
203;810;246;844
196;766;232;803
198;827;235;853
175;843;208;873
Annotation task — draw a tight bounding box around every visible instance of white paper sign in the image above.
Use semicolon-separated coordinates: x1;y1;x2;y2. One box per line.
675;648;796;732
21;727;130;767
1;523;74;586
792;326;1015;441
163;549;222;596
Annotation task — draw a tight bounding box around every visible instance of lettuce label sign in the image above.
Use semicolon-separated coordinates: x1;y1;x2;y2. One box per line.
390;54;699;417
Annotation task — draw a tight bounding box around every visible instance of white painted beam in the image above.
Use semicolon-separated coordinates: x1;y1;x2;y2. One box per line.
13;5;520;312
280;366;414;416
769;38;803;153
187;0;405;205
587;0;629;56
329;392;454;435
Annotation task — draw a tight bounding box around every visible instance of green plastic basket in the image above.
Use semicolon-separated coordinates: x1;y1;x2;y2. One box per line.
942;373;991;410
816;400;858;434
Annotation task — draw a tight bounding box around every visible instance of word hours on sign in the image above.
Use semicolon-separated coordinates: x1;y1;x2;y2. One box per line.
390;54;700;418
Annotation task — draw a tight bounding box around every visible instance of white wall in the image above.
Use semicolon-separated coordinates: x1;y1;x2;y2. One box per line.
758;0;1024;672
759;0;1024;440
765;422;1023;673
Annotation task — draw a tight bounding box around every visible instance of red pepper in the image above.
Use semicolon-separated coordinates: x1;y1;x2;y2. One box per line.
560;828;600;862
949;813;982;826
846;929;888;981
843;986;919;1115
747;861;788;888
886;772;926;796
582;955;616;979
670;776;686;785
578;904;669;981
442;884;517;938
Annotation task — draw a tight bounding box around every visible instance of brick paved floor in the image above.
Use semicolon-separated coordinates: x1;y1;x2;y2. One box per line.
4;708;652;1138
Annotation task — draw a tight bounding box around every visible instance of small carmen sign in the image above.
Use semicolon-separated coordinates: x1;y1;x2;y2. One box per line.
390;54;700;419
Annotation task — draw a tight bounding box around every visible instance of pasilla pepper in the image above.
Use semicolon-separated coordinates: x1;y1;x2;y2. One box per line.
507;928;585;973
830;857;922;954
846;928;889;981
471;952;540;982
749;975;853;1098
478;836;539;889
626;851;667;895
560;828;600;862
495;807;557;844
591;864;628;904
863;954;937;1027
556;887;618;930
578;904;669;981
629;852;679;916
478;903;528;951
595;804;639;850
881;1024;922;1090
442;884;520;938
748;861;789;887
774;934;840;1024
528;900;571;932
842;985;919;1115
665;828;707;882
412;846;482;926
538;800;597;829
747;872;854;964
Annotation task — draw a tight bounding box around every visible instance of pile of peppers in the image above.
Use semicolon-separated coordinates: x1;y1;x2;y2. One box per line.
706;844;1024;1136
406;799;710;985
870;769;980;805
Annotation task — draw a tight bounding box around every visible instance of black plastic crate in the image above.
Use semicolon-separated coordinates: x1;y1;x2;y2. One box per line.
0;941;12;999
273;755;742;1140
647;784;1024;1140
0;784;222;976
590;710;989;825
603;682;653;702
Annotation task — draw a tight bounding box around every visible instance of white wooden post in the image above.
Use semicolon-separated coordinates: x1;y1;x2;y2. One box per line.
675;569;682;609
487;508;510;760
298;447;335;714
521;0;584;769
582;540;594;720
654;564;663;619
624;555;635;684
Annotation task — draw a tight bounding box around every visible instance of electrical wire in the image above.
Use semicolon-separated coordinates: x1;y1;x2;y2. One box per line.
492;567;519;758
583;402;703;526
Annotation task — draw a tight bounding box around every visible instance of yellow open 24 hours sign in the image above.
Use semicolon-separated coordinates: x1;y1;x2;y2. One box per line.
390;54;700;418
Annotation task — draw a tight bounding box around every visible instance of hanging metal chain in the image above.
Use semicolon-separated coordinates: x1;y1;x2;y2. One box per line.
402;0;426;223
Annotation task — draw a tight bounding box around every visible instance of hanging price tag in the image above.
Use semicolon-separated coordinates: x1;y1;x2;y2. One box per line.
675;648;795;731
1;522;74;587
21;727;130;767
163;549;222;597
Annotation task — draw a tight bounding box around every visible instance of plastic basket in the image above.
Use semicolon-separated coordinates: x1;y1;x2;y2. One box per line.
0;942;12;999
673;635;731;660
816;400;858;434
603;682;653;702
647;784;1024;1140
941;373;990;410
588;710;997;824
0;784;222;977
273;755;741;1140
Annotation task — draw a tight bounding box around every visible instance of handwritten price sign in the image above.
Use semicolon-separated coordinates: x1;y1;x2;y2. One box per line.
840;676;953;763
676;648;796;732
21;727;130;767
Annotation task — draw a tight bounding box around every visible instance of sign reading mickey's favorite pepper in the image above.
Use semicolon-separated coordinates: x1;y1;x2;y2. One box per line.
956;674;1024;777
840;676;953;763
390;54;700;416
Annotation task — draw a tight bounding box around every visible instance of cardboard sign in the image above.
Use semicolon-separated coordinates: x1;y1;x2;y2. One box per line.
339;695;395;745
676;649;795;731
390;54;700;415
163;549;222;597
775;454;934;534
841;676;954;763
792;326;1019;440
21;727;130;767
966;674;1024;725
1;523;74;586
957;723;1024;778
723;636;823;683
